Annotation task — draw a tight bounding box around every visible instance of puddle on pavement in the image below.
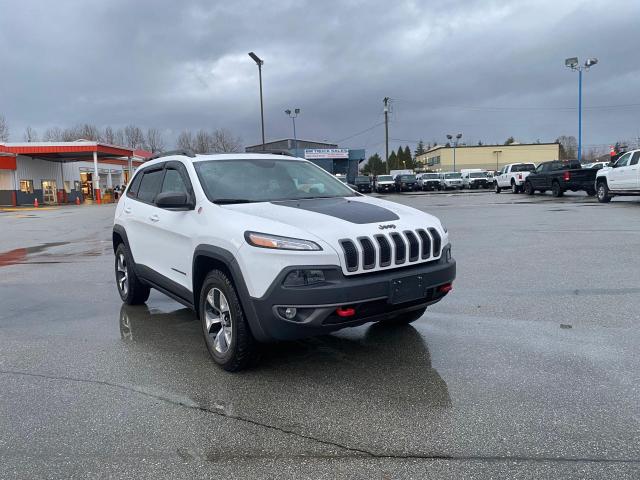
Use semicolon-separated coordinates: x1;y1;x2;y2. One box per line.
0;240;106;267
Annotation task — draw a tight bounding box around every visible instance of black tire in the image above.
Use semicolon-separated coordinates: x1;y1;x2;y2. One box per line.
597;181;612;203
115;243;150;305
494;182;501;193
511;180;518;194
380;307;427;326
586;187;596;197
199;270;257;372
524;181;534;195
551;181;564;197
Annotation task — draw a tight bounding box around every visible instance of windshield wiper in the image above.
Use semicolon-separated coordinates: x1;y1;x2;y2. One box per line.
211;198;257;204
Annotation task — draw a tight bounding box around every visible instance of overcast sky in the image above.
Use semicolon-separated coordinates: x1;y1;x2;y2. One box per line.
1;0;639;155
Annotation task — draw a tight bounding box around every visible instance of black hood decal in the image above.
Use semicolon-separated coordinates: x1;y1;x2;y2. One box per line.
272;198;399;224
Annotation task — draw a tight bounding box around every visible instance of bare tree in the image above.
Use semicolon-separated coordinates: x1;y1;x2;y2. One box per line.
114;128;125;146
0;115;9;142
61;126;82;141
23;126;39;142
177;130;195;151
79;123;101;141
194;129;212;153
103;126;116;144
43;126;63;141
145;128;165;153
556;135;578;159
124;125;145;149
211;128;242;152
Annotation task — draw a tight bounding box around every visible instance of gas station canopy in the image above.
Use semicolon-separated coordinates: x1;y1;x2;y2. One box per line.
0;141;135;162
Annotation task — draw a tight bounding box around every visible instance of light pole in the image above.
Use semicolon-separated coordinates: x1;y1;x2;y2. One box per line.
248;52;265;150
493;150;502;171
565;57;598;162
284;108;300;154
446;133;462;171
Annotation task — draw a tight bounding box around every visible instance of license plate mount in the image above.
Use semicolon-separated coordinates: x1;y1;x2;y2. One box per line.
389;275;426;305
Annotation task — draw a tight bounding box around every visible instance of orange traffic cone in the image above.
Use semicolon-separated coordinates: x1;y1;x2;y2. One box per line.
75;197;80;205
34;198;39;208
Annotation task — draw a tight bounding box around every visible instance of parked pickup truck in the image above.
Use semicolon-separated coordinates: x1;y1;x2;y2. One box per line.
523;160;598;197
595;149;640;203
494;163;536;193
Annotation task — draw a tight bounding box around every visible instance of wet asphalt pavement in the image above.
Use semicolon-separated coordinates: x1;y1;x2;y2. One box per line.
1;192;639;479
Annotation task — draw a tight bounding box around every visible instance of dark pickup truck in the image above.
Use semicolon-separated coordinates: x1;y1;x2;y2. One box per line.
523;160;597;197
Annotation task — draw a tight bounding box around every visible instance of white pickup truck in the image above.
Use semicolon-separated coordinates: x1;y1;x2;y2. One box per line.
494;163;536;193
595;149;640;203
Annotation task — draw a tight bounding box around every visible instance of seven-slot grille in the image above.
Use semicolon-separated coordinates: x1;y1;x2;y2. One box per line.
339;228;442;273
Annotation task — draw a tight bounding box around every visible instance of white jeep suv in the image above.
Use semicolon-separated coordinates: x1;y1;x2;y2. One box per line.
113;151;456;371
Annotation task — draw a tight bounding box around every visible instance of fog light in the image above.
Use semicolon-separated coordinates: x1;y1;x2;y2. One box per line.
283;307;297;319
283;269;325;287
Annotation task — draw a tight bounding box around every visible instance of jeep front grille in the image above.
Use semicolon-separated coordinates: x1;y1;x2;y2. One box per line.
339;228;442;274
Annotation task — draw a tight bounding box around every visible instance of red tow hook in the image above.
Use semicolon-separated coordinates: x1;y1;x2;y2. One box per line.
336;307;356;317
438;283;453;293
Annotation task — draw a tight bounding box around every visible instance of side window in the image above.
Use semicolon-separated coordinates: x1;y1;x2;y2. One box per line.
126;171;144;198
616;153;632;167
630;152;639;166
160;169;188;194
137;169;165;203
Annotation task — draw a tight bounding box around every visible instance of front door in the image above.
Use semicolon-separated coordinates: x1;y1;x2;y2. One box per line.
609;152;632;191
622;151;640;189
42;180;58;204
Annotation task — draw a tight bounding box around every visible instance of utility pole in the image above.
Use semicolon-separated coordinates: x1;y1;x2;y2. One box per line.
384;97;389;174
248;52;266;150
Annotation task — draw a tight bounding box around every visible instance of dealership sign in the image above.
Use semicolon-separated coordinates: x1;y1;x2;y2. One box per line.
304;148;349;159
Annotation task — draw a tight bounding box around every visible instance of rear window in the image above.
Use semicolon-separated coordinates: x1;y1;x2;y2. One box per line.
512;164;535;172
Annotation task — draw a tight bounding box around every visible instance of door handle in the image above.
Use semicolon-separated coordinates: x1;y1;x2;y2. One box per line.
149;215;159;223
124;207;132;214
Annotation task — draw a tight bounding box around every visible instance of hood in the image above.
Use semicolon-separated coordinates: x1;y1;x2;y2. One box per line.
221;196;444;243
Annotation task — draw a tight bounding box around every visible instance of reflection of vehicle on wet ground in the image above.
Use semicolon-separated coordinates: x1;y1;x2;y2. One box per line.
439;172;462;190
417;173;440;191
119;303;451;407
352;176;372;193
374;175;395;193
523;160;597;197
595;149;640;203
113;152;455;371
494;163;536;193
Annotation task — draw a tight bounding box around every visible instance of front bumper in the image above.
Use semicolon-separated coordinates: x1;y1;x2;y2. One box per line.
247;246;456;341
376;184;394;192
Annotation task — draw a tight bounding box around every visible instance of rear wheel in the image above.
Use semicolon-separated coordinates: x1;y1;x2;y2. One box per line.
524;181;534;195
511;180;519;194
494;182;501;193
115;243;150;305
586;187;597;197
200;270;257;371
551;181;564;197
597;181;612;203
380;307;427;326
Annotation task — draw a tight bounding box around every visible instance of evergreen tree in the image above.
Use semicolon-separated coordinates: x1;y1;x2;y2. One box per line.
404;145;414;169
414;140;426;159
388;151;398;170
362;153;387;175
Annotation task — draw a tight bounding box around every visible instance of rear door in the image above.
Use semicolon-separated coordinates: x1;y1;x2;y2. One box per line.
151;161;197;291
126;164;166;273
529;163;546;189
623;151;640;189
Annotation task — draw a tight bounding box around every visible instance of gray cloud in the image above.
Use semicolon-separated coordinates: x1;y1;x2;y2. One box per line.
1;0;639;154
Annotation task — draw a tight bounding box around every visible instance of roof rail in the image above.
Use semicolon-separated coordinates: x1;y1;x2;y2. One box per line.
257;149;295;157
148;149;196;160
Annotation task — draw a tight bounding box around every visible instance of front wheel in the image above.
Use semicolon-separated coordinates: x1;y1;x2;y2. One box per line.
597;181;612;203
494;182;501;193
524;182;534;195
586;187;596;197
380;307;427;326
115;244;150;305
200;270;258;371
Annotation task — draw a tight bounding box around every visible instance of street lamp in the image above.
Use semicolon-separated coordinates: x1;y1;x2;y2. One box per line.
565;56;598;162
284;108;300;154
493;150;502;171
248;52;265;150
446;133;463;171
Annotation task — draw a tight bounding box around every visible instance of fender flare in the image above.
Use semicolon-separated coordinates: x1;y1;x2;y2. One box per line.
192;245;268;342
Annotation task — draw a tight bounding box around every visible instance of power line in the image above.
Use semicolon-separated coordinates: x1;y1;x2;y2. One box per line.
334;121;384;144
392;99;640;111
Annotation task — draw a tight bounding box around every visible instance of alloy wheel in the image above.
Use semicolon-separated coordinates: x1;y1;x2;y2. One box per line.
116;253;128;296
204;287;233;354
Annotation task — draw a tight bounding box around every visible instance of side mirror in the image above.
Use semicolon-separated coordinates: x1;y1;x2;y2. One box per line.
608;161;616;168
155;191;192;210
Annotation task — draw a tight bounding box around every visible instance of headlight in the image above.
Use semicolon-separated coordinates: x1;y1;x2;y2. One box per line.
245;232;322;251
440;222;448;233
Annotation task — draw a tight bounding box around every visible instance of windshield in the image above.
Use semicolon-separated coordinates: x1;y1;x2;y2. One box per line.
377;175;393;181
445;173;462;179
512;164;536;172
194;159;357;203
423;174;439;179
355;176;370;183
470;172;486;178
399;175;416;181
